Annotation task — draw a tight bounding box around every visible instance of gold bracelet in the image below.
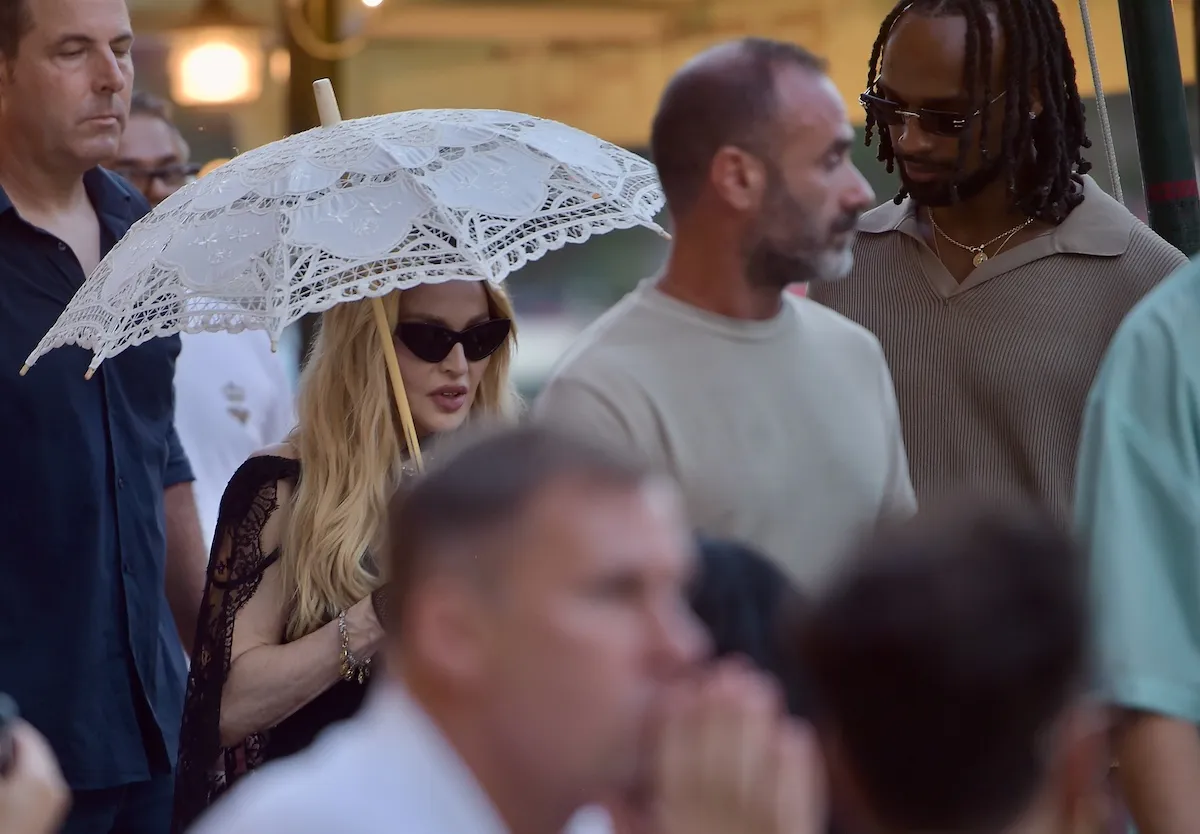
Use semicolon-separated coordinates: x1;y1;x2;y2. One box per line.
337;610;372;684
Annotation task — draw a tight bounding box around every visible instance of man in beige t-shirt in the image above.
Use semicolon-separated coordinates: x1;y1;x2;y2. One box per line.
534;38;916;589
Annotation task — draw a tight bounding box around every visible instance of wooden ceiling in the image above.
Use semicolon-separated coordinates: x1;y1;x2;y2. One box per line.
134;0;1197;151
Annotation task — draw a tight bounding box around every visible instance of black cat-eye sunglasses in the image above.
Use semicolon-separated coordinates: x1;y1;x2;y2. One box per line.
394;318;512;364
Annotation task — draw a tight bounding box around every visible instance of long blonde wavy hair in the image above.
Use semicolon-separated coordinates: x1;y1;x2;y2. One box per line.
279;283;519;641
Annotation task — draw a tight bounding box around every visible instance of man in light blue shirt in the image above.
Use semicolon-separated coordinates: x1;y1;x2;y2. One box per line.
1076;257;1200;834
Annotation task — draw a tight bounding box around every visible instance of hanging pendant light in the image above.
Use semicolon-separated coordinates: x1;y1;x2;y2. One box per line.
167;0;266;107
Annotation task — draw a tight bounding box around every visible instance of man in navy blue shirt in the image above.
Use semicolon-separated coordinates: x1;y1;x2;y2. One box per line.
0;0;209;829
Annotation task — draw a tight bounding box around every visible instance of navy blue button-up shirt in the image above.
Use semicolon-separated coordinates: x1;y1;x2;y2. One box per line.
0;168;193;790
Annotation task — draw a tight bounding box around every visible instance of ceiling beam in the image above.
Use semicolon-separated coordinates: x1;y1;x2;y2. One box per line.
368;4;675;45
129;2;819;47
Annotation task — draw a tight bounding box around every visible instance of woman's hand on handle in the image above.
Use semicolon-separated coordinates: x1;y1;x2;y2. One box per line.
220;562;388;745
345;594;386;660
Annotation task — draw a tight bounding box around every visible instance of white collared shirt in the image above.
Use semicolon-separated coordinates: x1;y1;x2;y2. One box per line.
187;684;614;834
174;329;296;549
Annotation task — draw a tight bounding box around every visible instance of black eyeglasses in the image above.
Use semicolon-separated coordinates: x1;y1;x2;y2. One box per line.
394;319;512;364
859;90;1006;137
108;163;201;191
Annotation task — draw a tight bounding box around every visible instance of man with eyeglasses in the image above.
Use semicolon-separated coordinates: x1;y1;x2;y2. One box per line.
107;91;199;205
808;0;1186;525
109;92;296;554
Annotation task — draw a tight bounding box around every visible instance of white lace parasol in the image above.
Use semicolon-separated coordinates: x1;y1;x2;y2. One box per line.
23;80;667;469
22;94;666;375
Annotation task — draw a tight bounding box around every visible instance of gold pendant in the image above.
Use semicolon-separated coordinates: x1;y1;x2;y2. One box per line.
972;250;988;267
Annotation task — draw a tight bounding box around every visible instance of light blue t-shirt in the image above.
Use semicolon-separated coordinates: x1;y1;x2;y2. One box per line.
1076;255;1200;721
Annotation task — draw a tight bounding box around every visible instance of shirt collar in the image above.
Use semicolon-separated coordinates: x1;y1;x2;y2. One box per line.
0;166;143;237
365;684;613;834
856;174;1134;257
368;682;511;834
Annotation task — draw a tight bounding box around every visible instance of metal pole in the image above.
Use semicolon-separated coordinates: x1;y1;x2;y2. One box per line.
1195;0;1200;166
284;0;340;365
1116;0;1200;255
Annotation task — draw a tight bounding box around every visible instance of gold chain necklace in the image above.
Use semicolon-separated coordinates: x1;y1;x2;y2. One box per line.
928;210;1035;267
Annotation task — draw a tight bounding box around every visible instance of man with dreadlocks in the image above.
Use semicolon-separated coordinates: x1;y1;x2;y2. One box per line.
808;0;1187;524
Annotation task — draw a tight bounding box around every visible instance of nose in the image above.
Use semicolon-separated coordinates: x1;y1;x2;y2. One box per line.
846;162;875;214
893;113;935;157
147;178;178;207
92;48;127;94
439;342;469;376
651;601;710;674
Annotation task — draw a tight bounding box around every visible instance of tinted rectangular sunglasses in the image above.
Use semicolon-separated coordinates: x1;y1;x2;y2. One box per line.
394;318;512;364
109;162;202;189
859;89;1005;137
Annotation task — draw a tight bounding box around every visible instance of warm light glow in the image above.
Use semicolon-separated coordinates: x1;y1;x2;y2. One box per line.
362;0;382;7
198;158;231;178
169;27;263;106
183;42;249;98
268;47;290;84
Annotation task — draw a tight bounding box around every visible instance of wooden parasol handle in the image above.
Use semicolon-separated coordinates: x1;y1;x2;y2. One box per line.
370;297;424;472
314;78;424;472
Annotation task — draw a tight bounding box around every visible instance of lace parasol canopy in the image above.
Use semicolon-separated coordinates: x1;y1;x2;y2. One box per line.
23;107;667;374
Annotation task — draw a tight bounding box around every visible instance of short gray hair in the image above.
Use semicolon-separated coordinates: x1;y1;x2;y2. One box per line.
386;424;658;615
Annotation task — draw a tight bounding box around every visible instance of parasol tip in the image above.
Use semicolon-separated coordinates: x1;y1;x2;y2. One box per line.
18;364;28;377
313;79;343;128
83;367;94;381
646;219;672;241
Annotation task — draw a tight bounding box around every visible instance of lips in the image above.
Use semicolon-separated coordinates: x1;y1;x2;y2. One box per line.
900;161;949;183
430;385;468;414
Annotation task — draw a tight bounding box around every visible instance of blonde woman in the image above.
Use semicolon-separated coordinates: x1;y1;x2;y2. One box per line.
171;279;518;831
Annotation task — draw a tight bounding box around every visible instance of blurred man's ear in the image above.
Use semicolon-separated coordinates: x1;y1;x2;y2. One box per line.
396;573;493;688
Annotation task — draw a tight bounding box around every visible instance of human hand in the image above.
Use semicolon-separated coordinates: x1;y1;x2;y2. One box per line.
652;661;826;834
0;721;71;834
346;595;386;658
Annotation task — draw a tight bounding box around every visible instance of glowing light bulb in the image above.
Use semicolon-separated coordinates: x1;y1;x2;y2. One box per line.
181;43;250;103
169;27;263;106
362;0;382;7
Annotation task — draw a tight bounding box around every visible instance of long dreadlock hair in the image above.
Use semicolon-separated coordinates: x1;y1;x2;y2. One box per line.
864;0;1092;224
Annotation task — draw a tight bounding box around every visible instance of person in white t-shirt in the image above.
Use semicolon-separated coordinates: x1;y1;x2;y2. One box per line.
173;331;296;546
109;91;296;548
534;39;914;591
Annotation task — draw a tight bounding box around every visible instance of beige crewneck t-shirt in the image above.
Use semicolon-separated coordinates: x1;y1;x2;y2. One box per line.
533;279;916;590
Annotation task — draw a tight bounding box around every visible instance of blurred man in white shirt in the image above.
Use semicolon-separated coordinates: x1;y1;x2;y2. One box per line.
189;427;708;834
109;92;295;548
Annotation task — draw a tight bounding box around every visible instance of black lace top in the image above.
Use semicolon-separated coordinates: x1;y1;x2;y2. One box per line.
171;455;371;832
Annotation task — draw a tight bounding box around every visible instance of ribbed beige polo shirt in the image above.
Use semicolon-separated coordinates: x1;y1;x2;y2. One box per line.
808;175;1188;523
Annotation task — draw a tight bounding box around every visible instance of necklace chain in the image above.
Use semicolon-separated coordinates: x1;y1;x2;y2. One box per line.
928;210;1035;267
